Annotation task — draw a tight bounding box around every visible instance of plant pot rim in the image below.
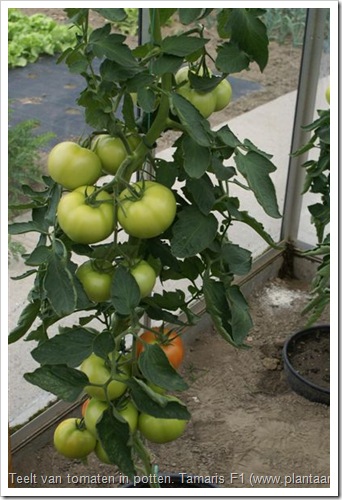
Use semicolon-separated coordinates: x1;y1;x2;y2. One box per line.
282;324;330;402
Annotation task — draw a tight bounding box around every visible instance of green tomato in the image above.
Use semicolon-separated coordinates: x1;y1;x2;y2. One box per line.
177;84;216;118
325;85;330;104
94;441;111;464
48;142;102;190
84;398;138;437
76;260;114;302
92;134;141;175
138;413;188;444
57;185;114;244
53;418;96;459
212;79;232;111
117;181;177;239
80;353;128;401
130;260;157;298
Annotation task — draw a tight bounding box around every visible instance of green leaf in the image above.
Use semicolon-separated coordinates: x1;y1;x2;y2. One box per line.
216;42;250;74
151;54;183;76
92;330;115;360
8;300;41;344
159;8;177;26
111;266;140;315
24;365;88;402
203;276;235;346
235;151;281;218
217;124;242;148
92;35;137;64
31;327;96;367
128;379;191;419
138;344;188;391
211;157;236;181
171;93;212;147
171;206;218;258
145;290;186;310
125;72;155;92
178;9;204;24
182;136;211;179
161;35;208;57
8;221;47;235
92;8;127;22
122;93;136;131
137;87;156;113
186;177;216;215
226;285;253;344
97;409;135;478
235;210;279;248
43;240;77;316
188;73;222;93
221;243;252;275
24;246;50;266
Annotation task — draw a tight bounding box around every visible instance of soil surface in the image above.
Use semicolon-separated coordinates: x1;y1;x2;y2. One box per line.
11;277;330;490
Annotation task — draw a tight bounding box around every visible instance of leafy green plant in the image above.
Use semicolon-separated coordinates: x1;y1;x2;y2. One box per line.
9;8;282;485
8;9;79;67
261;8;307;47
293;101;330;324
8;114;55;219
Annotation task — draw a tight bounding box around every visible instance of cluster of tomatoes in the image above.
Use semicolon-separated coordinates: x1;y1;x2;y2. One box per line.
53;330;186;461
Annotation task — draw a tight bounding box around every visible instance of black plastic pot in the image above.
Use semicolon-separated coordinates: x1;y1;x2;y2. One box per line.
123;472;218;488
282;325;330;405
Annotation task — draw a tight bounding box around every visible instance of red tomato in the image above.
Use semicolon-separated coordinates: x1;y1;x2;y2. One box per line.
136;329;184;369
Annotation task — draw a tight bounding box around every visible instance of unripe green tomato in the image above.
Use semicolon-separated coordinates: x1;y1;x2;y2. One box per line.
177;85;216;118
95;441;111;464
57;186;114;244
117;181;177;239
212;79;232;111
53;418;96;459
85;398;138;437
138;413;188;443
48;142;102;190
80;353;128;401
92;134;141;175
325;85;330;104
76;260;114;302
130;260;157;298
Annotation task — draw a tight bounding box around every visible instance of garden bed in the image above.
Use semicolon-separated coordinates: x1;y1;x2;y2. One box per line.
11;276;330;489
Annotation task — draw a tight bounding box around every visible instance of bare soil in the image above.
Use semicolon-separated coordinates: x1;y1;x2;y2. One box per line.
11;277;330;490
10;9;330;491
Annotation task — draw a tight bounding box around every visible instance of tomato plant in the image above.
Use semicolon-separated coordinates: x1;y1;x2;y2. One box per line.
137;329;185;369
76;260;114;302
48;141;102;190
9;7;281;486
138;413;188;443
53;418;96;459
57;186;114;244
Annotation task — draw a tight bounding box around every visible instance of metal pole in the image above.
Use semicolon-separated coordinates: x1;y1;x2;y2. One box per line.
280;8;328;244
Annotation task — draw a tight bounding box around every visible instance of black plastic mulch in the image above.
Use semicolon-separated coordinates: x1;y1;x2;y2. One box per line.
8;55;262;149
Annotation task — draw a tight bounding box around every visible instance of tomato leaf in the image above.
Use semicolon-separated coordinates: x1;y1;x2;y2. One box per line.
229;9;269;72
122;93;136;131
151;54;183;76
97;409;136;479
171;93;212;147
43;240;77;316
226;285;253;345
178;9;204;24
234;150;282;219
216;42;250;74
137;87;156;113
138;344;188;391
8;300;41;344
24;246;51;266
171;206;218;258
221;243;252;276
161;35;208;57
8;221;48;235
91;8;127;22
186;177;216;215
31;327;96;367
111;266;140;315
24;365;88;402
92;330;116;360
182;136;211;179
234;210;280;248
128;379;191;419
